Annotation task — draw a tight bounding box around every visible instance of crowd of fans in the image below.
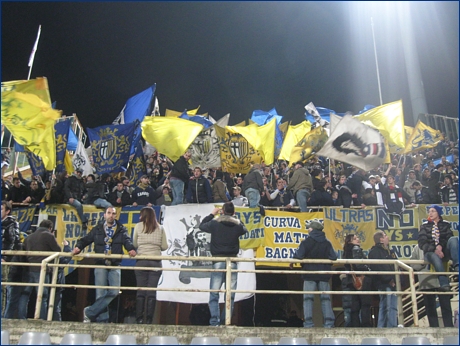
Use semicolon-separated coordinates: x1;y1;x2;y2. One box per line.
1;137;458;218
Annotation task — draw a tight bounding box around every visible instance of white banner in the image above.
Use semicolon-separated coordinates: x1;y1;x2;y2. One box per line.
157;203;256;303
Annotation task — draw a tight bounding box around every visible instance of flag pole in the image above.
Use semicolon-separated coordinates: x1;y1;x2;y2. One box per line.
371;18;383;106
27;25;41;80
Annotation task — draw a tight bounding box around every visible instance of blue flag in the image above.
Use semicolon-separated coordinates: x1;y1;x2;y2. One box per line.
179;113;214;129
123;84;156;124
126;141;147;186
250;108;284;158
26;150;46;177
54;120;71;173
87;122;137;174
67;128;78;151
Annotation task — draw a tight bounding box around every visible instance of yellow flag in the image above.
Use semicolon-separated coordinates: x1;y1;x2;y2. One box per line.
389;126;414;154
228;118;276;165
279;121;290;139
234;120;247;126
355;100;405;149
1;77;52;105
289;126;328;163
141;117;204;161
2;88;60;170
165;106;200;117
215;125;264;174
64;150;74;174
404;121;444;153
279;121;312;161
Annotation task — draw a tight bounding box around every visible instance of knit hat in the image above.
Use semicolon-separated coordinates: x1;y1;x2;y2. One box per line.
306;220;323;231
428;204;443;216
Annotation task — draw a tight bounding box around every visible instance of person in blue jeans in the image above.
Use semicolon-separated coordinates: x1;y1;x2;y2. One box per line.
368;231;398;328
418;204;458;291
72;206;137;323
198;202;248;326
290;220;337;328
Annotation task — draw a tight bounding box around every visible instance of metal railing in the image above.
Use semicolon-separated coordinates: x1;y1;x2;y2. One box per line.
1;250;458;326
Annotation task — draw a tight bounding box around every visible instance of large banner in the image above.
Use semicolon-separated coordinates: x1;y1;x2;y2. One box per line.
256;210;323;267
11;205;37;235
157;204;256;304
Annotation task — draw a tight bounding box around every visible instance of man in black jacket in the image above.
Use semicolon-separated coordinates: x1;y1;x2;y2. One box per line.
199;202;248;326
17;219;62;320
186;167;213;204
72;206;136;323
290;220;337;328
368;230;398;327
169;151;191;205
64;169;88;226
108;181;132;207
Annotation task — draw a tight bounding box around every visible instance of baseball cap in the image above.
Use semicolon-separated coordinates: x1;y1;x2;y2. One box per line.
306;220;323;231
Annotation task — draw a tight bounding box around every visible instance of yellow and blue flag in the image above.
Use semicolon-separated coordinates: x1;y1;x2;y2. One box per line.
404;121;443;153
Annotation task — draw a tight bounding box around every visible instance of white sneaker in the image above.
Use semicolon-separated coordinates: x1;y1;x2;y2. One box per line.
83;306;91;323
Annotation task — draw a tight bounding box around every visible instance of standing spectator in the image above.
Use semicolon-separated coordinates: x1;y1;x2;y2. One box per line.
270;179;295;209
17;220;62;320
441;175;458;204
212;170;230;203
286;162;313;212
133;207;168;324
403;170;419;203
198;202;248;326
242;164;264;211
64;169;88;227
368;231;398;328
231;186;248;207
343;234;372;327
186;167;213;204
418;205;458;291
72;206;137;323
411;181;438;204
346;167;366;208
108;181;132;207
131;175;157;207
52;233;72;321
259;177;272;207
290;221;337;328
9;177;28;203
309;179;334;206
235;176;244;191
121;176;135;195
335;175;352;207
410;244;453;327
2;200;23;318
169;151;191;205
49;171;67;204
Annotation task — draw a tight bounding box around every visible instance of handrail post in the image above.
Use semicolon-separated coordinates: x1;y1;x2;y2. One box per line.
35;253;60;320
394;262;403;326
225;257;232;326
47;256;60;321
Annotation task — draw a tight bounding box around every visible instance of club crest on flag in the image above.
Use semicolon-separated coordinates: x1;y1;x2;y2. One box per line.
228;133;251;163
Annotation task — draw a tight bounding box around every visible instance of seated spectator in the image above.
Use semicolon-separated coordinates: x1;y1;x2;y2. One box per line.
132;175;157;207
186;167;213;204
212;170;230;203
441;175;458;205
108;181;132;207
270;179;295;208
156;186;173;206
83;174;112;209
64;169;88;227
331;190;340;206
231;186;248;207
309;179;334;206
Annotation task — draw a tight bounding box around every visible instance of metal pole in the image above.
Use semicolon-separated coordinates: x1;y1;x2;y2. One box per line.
225;257;232;326
35;252;59;319
27;25;41;81
371;17;383;106
47;256;60;321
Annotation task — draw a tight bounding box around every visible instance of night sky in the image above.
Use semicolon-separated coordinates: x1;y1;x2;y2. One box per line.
2;2;458;129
